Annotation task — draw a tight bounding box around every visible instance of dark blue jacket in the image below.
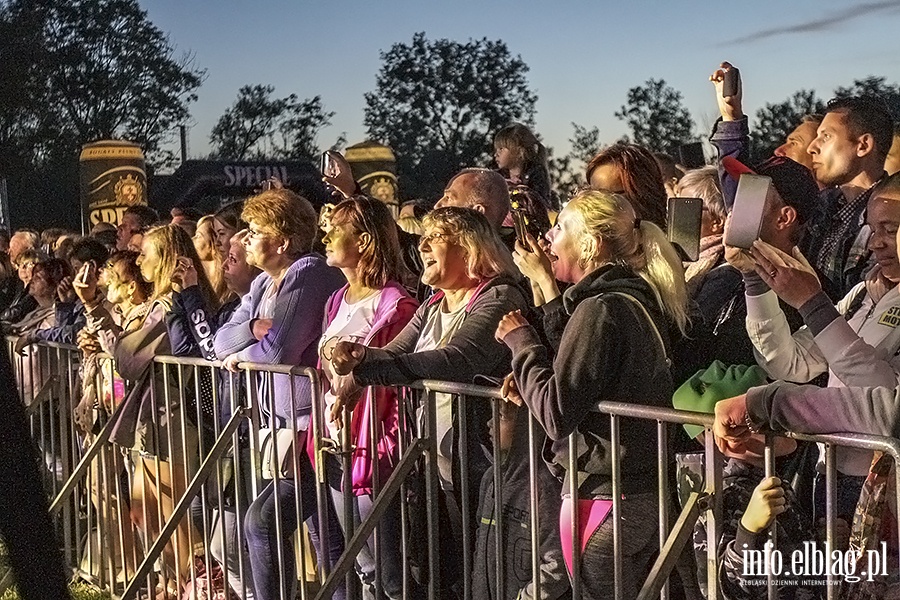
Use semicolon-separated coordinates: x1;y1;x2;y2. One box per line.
166;287;242;427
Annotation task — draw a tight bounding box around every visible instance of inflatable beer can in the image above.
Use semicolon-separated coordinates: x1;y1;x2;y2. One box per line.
79;140;148;232
344;141;399;217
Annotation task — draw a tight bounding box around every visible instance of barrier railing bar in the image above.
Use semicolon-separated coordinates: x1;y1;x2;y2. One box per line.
610;414;623;600
825;443;836;600
656;419;670;600
491;397;505;600
637;491;704;600
703;428;723;600
568;430;581;600
120;406;246;600
764;433;776;600
458;393;472;600
314;437;431;600
528;412;542;600
18;348;900;600
49;413;116;515
424;389;441;600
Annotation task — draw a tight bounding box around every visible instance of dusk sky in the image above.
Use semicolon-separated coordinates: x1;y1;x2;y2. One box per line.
142;0;900;168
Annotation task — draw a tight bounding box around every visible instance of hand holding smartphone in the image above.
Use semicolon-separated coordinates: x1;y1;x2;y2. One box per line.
511;209;530;250
321;152;339;179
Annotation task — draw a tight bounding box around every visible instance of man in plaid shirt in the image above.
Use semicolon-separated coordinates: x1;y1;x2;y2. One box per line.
709;63;893;302
803;97;894;301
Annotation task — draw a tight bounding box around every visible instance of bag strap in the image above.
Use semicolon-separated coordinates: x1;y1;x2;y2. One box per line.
606;291;671;367
842;285;868;322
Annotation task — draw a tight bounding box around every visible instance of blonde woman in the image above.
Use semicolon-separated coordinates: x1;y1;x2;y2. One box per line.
193;215;229;304
104;224;217;597
495;190;688;600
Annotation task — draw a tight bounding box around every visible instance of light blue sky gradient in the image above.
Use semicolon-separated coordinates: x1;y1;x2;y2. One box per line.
142;0;900;167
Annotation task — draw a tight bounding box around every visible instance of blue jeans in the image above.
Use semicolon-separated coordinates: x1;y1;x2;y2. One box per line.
244;451;346;600
209;446;256;599
327;455;403;599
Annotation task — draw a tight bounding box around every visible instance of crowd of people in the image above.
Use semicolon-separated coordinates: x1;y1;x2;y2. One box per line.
5;62;900;600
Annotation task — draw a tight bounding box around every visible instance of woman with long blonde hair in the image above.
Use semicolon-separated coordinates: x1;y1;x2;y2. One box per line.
194;215;229;304
495;189;687;600
104;224;216;597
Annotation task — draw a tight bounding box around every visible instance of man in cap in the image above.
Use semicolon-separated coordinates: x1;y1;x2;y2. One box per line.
672;155;819;386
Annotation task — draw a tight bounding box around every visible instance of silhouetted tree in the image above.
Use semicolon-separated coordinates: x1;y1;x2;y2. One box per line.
615;78;696;153
0;0;205;228
751;90;826;160
547;122;601;200
210;85;334;161
364;32;537;200
834;76;900;121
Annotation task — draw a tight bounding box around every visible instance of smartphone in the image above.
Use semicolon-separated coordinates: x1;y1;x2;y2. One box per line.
321;152;337;178
722;67;740;97
724;175;771;249
511;209;529;249
76;260;97;286
667;198;703;262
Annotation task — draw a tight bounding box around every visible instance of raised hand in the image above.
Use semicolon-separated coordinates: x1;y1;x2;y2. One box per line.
172;256;198;291
321;151;357;199
709;61;743;121
57;276;76;304
749;241;821;309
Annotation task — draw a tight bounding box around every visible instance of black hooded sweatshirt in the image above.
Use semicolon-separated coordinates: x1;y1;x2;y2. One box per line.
503;264;674;497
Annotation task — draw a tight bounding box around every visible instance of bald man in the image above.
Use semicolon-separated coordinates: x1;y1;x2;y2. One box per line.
434;168;511;231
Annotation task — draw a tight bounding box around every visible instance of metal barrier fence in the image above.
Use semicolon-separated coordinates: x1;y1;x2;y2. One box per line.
6;339;900;600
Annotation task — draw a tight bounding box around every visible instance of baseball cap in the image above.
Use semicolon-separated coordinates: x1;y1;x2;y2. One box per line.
722;156;819;225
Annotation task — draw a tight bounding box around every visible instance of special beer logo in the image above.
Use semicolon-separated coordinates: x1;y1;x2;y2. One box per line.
114;174;143;206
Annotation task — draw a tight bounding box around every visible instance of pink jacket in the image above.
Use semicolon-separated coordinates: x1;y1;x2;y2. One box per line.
307;281;418;495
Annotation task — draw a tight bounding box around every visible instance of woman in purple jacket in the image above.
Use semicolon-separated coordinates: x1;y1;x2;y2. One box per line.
212;188;346;600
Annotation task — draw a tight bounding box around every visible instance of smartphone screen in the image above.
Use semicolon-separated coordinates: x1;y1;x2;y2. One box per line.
667;198;703;261
321;152;337;178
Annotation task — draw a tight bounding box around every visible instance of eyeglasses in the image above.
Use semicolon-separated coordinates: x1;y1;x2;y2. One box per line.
419;232;454;246
246;228;269;239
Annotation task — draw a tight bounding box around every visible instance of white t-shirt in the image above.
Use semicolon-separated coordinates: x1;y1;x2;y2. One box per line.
413;298;469;488
258;279;279;319
319;290;383;440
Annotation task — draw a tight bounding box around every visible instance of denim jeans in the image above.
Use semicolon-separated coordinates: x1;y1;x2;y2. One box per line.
244;451;346;600
209;445;256;599
326;455;403;599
